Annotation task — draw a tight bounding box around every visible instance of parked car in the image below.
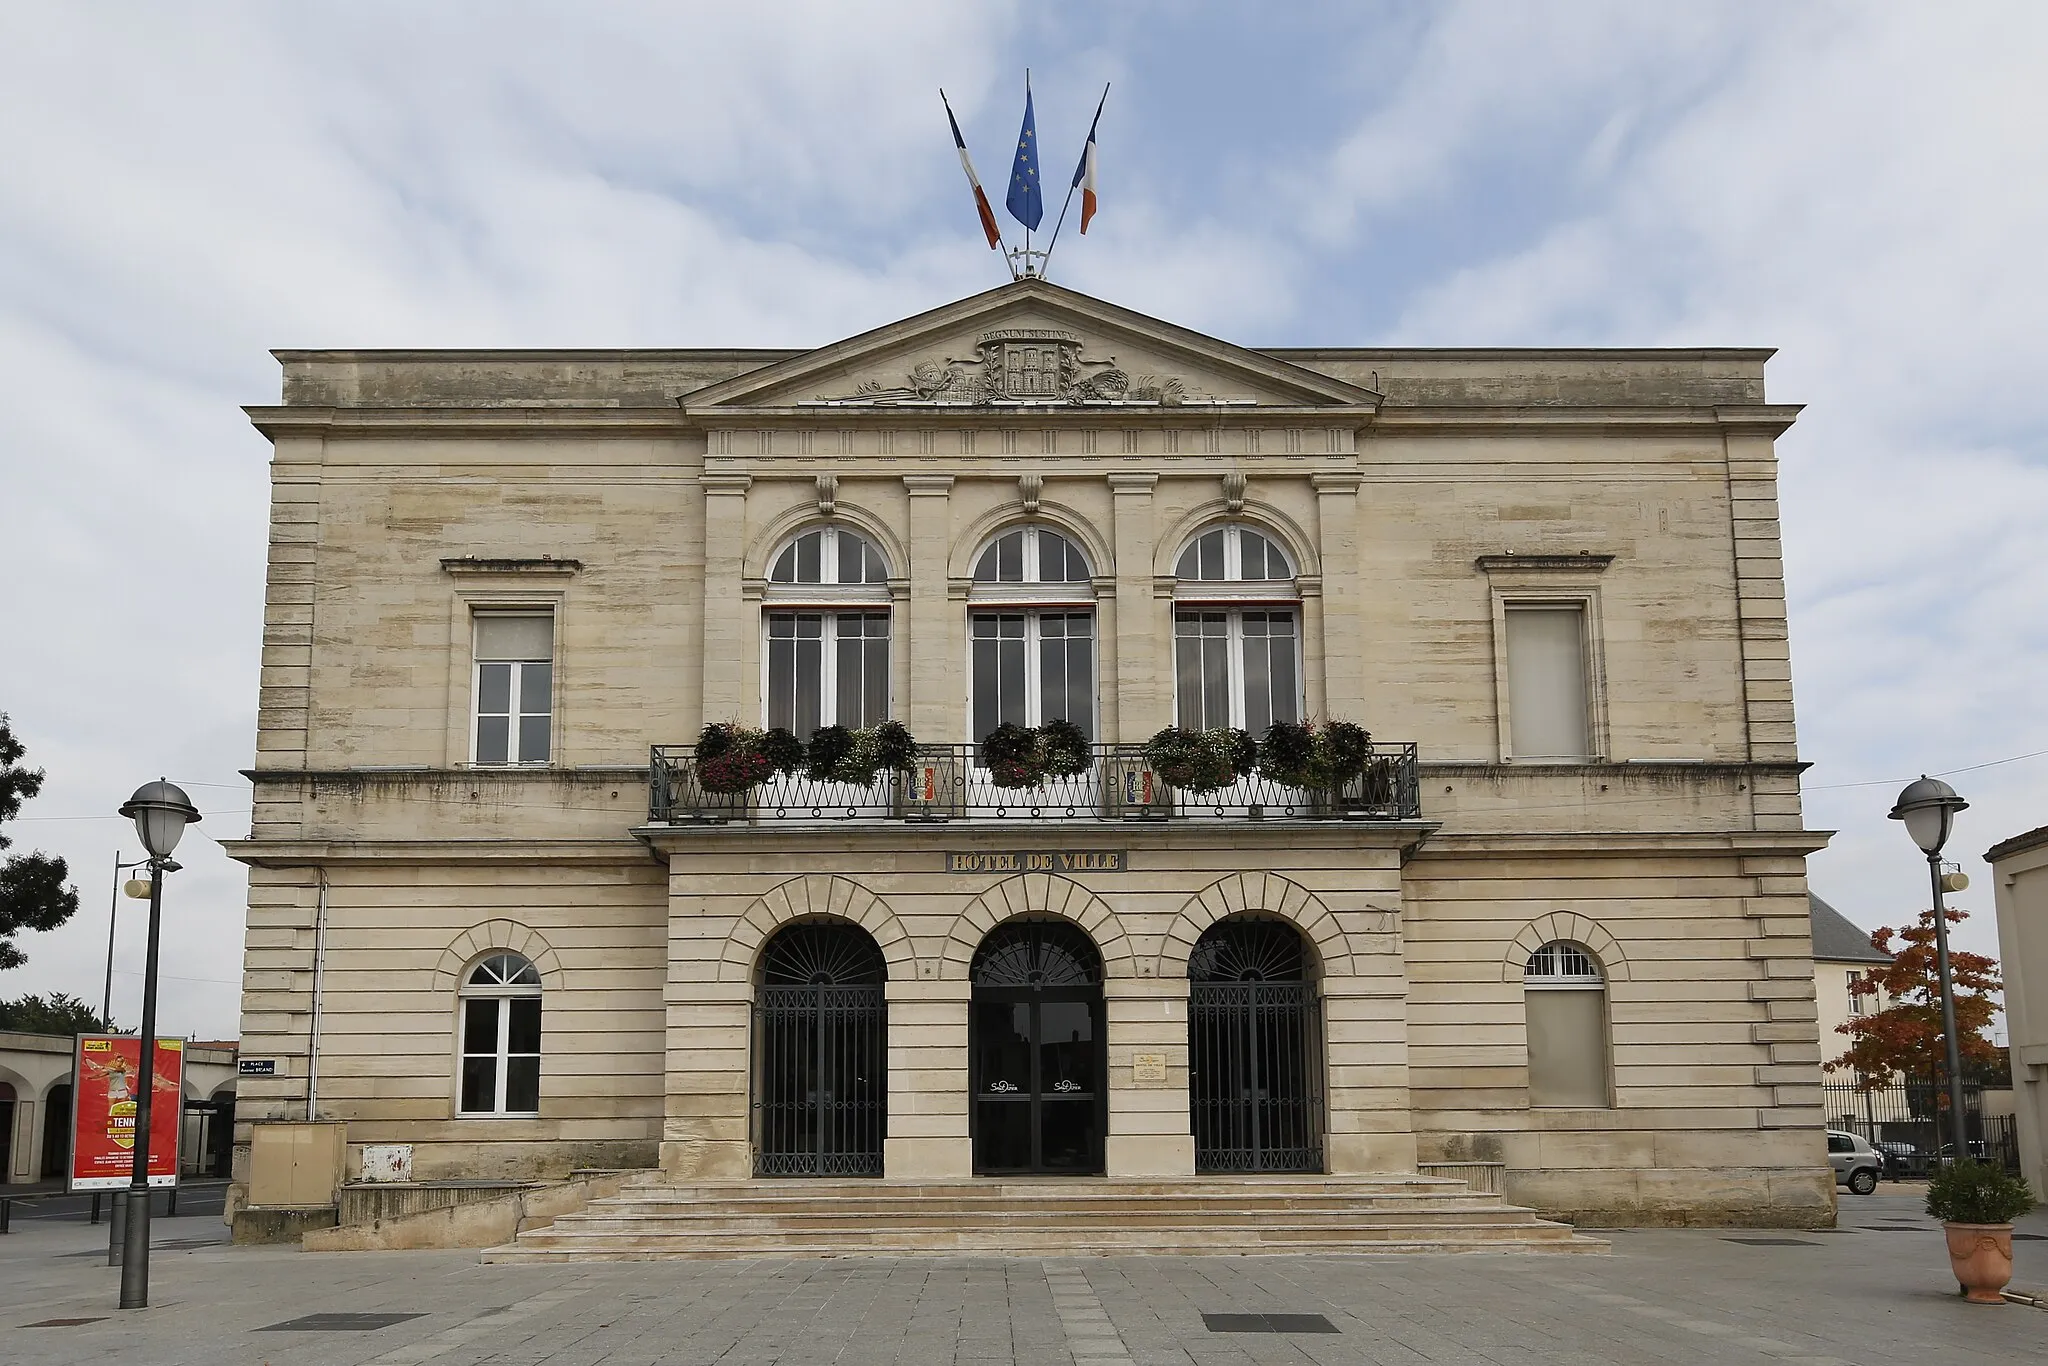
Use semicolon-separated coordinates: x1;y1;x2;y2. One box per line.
1874;1141;1925;1179
1826;1130;1882;1194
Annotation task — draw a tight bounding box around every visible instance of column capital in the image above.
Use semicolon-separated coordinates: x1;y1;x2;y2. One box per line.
1106;472;1160;495
701;473;753;496
1312;471;1362;494
902;475;956;496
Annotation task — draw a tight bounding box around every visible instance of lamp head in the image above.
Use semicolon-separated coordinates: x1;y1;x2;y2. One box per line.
1888;775;1967;856
117;779;201;860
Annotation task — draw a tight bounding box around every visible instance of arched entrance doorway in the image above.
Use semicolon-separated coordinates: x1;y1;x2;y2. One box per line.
970;919;1104;1175
41;1083;72;1181
753;920;887;1176
1189;917;1323;1172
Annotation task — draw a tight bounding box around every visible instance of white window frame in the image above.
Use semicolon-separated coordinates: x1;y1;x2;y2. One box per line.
762;609;892;735
759;526;893;736
969;609;1099;739
1171;608;1304;732
1523;939;1613;1109
966;526;1099;741
469;611;557;767
456;952;543;1118
1171;524;1303;733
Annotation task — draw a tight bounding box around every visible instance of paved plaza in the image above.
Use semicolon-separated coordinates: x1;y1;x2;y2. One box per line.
3;1192;2045;1365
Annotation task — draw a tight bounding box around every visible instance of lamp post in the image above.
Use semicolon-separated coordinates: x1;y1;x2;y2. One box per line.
112;780;200;1311
103;851;152;1030
1888;775;1970;1163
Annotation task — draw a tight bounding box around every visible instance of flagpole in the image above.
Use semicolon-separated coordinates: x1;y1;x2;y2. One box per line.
939;87;1017;281
1040;83;1108;278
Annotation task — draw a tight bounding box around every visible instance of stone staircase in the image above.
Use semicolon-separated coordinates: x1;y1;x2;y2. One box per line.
481;1174;1605;1261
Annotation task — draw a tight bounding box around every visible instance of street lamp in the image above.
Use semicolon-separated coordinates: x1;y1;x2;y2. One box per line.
112;779;200;1311
1888;775;1970;1163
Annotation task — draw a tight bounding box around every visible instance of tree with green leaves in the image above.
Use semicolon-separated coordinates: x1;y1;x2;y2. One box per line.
1830;904;2002;1092
1;712;81;969
0;991;113;1035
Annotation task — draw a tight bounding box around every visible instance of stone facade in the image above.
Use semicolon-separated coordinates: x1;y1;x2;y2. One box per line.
224;279;1834;1226
1987;824;2048;1197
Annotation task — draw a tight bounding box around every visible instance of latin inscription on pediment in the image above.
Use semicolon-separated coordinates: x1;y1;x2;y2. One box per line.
805;329;1250;409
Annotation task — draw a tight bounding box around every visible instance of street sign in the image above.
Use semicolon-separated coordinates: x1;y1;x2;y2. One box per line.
68;1034;184;1191
237;1058;277;1076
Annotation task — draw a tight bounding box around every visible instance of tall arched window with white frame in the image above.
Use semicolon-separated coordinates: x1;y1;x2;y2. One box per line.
763;526;892;738
968;526;1098;741
1172;525;1302;734
458;952;543;1116
1523;940;1612;1108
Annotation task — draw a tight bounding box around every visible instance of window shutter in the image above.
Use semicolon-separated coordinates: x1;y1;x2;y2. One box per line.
1505;607;1588;759
1526;987;1610;1107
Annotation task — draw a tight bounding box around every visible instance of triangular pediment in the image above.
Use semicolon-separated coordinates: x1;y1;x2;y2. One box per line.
679;279;1378;413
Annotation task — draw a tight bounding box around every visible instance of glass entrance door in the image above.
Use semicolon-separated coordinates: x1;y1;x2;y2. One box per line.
971;989;1102;1173
969;920;1105;1175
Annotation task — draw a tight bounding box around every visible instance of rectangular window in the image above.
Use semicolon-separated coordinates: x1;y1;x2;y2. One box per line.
473;614;553;765
1526;988;1610;1107
972;611;1096;744
1504;606;1590;761
1174;609;1299;733
766;612;889;738
459;997;500;1112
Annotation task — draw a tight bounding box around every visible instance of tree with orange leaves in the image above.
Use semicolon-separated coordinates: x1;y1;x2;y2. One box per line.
1829;904;2001;1093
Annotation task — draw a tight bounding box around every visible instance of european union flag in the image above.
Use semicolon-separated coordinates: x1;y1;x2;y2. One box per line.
1006;86;1043;231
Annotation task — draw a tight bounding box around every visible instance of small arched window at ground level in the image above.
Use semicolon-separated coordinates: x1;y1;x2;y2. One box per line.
459;952;542;1116
1523;940;1611;1108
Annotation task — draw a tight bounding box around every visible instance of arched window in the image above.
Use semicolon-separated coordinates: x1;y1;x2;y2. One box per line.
1172;525;1301;735
459;952;542;1116
969;527;1097;741
1523;941;1610;1108
763;527;891;738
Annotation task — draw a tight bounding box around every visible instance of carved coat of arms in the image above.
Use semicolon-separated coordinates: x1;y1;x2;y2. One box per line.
815;329;1194;406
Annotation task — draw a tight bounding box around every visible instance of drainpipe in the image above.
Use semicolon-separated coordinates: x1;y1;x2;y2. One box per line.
307;867;329;1121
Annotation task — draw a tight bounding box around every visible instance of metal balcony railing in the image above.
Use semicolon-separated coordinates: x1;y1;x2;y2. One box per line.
647;742;1420;825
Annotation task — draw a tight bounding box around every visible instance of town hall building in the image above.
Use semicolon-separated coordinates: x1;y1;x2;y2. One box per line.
224;278;1835;1242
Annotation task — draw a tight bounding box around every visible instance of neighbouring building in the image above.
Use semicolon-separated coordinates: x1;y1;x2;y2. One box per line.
1987;824;2048;1196
1809;892;1892;1076
223;278;1833;1228
1;1033;239;1184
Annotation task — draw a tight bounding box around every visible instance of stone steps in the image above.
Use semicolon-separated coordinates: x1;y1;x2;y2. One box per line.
482;1175;1605;1261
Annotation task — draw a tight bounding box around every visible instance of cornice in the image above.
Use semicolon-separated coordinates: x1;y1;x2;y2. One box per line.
221;837;652;869
244;406;689;439
1474;553;1615;574
440;556;583;578
1368;404;1802;436
1412;829;1832;858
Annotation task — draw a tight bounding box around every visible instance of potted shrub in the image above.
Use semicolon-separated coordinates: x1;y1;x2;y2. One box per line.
695;722;800;800
813;721;919;788
1144;726;1253;795
981;720;1092;791
1257;720;1372;795
1925;1159;2037;1303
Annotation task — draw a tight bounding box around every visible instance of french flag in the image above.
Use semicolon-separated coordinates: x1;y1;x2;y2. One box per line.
942;92;1003;250
1073;92;1104;233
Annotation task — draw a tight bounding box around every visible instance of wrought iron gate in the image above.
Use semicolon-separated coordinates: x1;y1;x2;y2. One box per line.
754;923;886;1177
1189;919;1323;1173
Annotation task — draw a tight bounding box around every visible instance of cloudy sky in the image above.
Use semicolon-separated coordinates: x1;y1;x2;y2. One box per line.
2;2;2043;1042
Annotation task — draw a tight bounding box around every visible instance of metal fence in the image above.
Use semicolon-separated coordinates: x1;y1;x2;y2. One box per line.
649;742;1421;825
1822;1080;2020;1174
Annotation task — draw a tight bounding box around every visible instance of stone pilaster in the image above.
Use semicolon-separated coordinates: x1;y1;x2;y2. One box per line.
1107;473;1163;740
903;476;956;738
1313;471;1364;717
1105;977;1195;1176
884;976;971;1178
699;473;752;723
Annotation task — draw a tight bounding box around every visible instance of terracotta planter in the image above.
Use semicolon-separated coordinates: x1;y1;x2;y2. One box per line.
1943;1222;2014;1304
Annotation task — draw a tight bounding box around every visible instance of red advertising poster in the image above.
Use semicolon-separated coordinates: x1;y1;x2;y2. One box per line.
68;1034;184;1191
